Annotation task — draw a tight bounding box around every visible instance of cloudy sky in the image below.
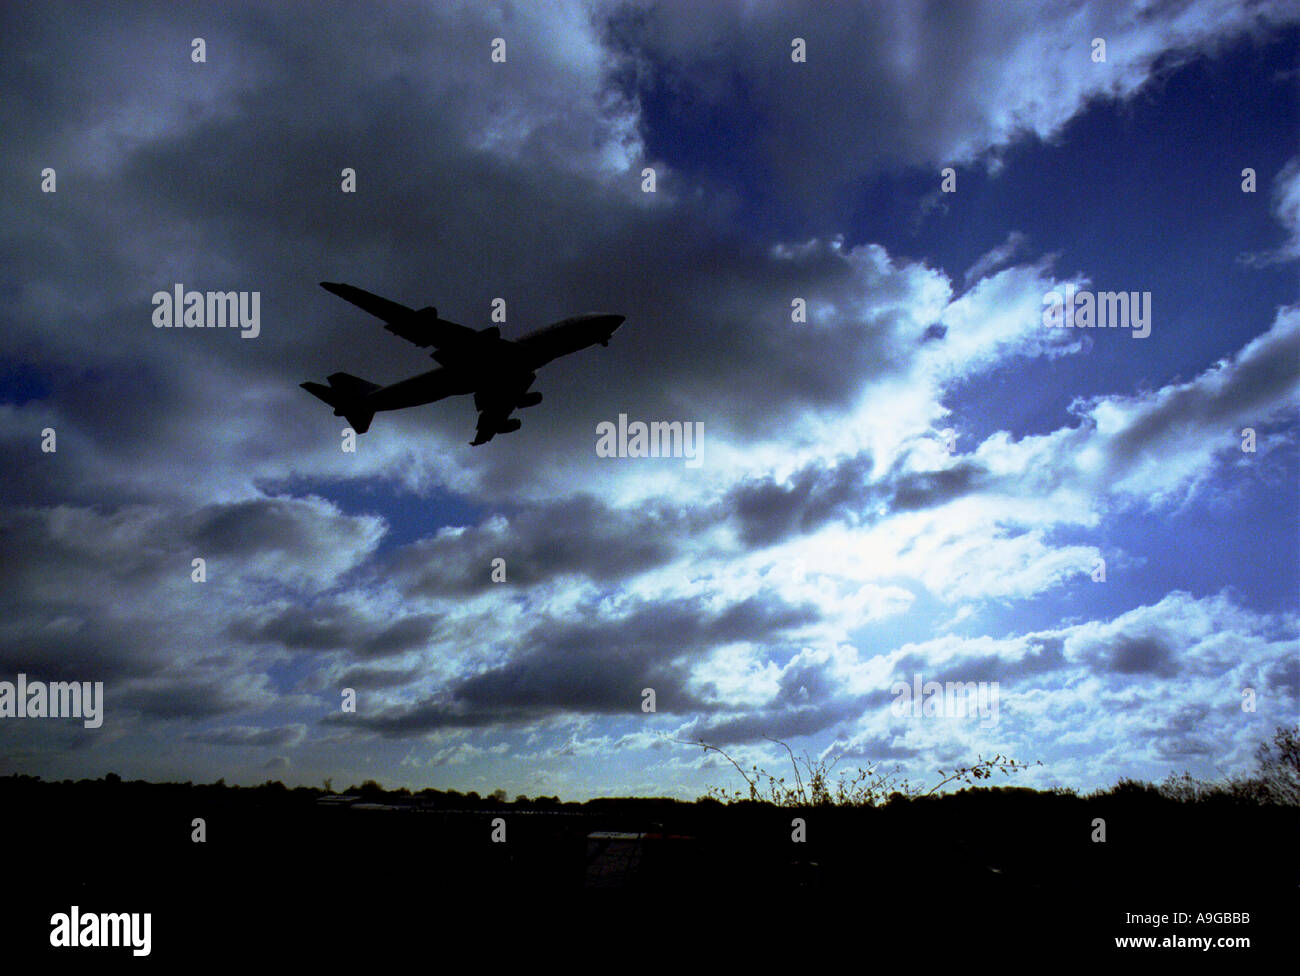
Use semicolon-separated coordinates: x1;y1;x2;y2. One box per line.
2;0;1297;799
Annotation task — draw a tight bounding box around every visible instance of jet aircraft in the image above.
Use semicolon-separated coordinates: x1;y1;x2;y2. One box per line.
302;282;624;445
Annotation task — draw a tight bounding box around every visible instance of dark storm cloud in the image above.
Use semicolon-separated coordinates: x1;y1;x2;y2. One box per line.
683;658;901;748
0;616;164;684
0;492;382;675
1152;735;1216;759
1141;704;1216;760
331;590;821;736
49;357;203;459
1263;655;1299;699
322;695;518;737
888;461;988;513
0;493;387;742
229;605;442;659
229;605;362;651
335;664;424;690
1108;636;1180;678
452;591;819;712
384;494;698;597
0;407;133;509
1106;317;1300;468
187;498;376;561
1159;704;1213;736
726;453;875;548
830;733;921;762
725;451;999;549
893;636;1067;687
116;677;269;720
683;700;873;749
706;594;820;639
186;723;306;747
0;509;176;684
0;506;168;594
362;615;443;657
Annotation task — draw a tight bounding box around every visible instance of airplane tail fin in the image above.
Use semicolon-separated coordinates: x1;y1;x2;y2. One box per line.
300;371;380;434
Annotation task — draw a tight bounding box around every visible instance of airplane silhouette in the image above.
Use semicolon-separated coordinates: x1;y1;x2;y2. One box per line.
302;282;624;445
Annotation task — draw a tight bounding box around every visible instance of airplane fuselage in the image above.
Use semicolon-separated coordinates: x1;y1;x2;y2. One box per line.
361;313;623;413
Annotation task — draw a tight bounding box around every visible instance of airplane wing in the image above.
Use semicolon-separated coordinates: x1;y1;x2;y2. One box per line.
320;281;477;349
469;371;537;446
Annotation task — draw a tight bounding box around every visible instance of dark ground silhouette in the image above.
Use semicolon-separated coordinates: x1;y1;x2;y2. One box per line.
6;773;1297;962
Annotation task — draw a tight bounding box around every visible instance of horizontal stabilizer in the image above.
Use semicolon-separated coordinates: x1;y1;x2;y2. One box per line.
300;372;378;434
326;372;380;397
300;381;334;406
